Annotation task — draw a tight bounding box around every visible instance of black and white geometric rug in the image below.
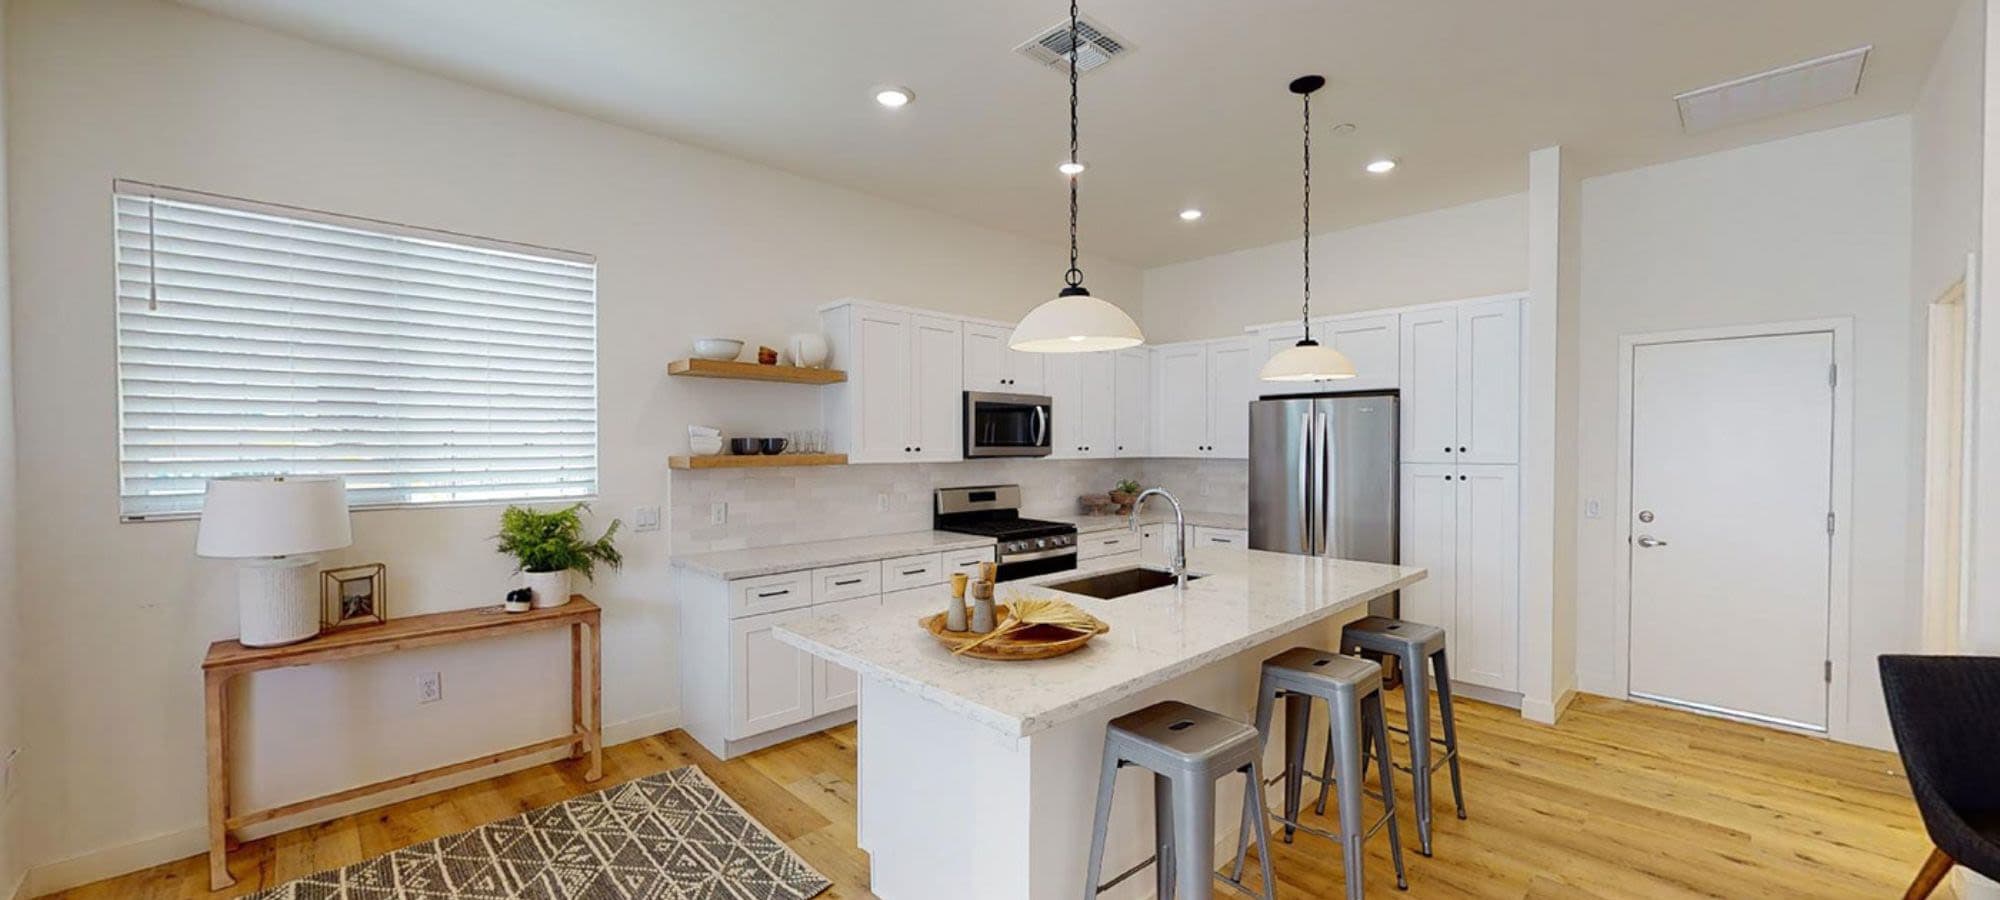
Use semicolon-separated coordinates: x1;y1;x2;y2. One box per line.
249;766;832;899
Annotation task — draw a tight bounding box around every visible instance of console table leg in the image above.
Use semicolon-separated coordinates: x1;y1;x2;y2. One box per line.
570;622;586;760
588;617;603;781
205;671;236;891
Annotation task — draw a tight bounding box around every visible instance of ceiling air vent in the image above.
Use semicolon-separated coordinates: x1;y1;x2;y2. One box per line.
1015;14;1131;74
1675;46;1871;135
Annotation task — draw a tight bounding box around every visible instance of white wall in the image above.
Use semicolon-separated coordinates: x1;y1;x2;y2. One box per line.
1139;193;1528;343
0;3;22;895
1572;117;1917;748
1915;0;1988;313
3;0;1141;888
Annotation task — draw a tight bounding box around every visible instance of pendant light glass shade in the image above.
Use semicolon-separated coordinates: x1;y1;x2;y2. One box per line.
1259;340;1356;381
1010;287;1143;353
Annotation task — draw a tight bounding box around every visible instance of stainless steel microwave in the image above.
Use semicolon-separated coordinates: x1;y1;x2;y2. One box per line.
964;391;1052;458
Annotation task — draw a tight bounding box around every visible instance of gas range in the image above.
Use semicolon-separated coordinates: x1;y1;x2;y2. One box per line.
933;485;1079;580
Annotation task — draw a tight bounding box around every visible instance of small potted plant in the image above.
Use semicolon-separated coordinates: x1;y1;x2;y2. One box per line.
1109;479;1142;515
494;503;623;609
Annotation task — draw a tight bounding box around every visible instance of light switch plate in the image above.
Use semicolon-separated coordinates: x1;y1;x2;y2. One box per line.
710;502;728;525
634;505;661;532
877;493;890;513
1585;499;1602;519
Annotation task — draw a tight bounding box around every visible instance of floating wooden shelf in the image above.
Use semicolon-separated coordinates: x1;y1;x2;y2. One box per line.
667;358;846;385
669;453;848;470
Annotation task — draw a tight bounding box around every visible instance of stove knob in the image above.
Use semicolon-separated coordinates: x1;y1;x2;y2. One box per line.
1004;541;1023;554
1033;538;1049;549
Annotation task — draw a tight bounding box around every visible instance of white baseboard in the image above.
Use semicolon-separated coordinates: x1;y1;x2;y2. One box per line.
1520;687;1576;725
22;707;680;898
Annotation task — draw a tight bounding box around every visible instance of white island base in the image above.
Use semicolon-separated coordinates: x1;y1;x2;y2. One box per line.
855;611;1367;900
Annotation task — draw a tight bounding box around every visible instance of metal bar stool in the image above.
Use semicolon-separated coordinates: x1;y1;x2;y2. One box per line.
1085;700;1277;900
1339;616;1466;857
1235;647;1406;900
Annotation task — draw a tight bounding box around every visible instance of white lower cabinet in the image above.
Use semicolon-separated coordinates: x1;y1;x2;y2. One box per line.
1397;462;1519;692
1192;526;1248;548
729;608;816;739
810;593;882;715
1079;529;1142;560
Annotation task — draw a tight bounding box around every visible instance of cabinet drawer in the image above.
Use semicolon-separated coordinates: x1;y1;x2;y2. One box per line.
728;571;815;618
942;546;996;581
1079;530;1140;560
1193;526;1248;548
882;553;945;591
812;561;882;604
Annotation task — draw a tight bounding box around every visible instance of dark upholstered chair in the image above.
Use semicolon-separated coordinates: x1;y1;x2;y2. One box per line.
1879;654;2000;899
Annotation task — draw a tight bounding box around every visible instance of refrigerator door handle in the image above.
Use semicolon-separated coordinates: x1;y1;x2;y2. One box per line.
1299;411;1314;553
1315;404;1332;556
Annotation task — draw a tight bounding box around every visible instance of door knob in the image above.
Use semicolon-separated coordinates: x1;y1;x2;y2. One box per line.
1636;535;1668;548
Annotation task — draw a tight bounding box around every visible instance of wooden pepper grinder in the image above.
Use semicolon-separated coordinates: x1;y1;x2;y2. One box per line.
971;566;997;633
945;572;970;632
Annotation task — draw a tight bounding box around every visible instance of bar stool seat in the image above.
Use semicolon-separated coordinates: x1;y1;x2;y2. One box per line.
1341;616;1466;857
1237;647;1407;899
1085;701;1276;899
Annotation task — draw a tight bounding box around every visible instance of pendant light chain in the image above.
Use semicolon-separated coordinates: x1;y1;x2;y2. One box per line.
1300;85;1313;342
1064;0;1084;288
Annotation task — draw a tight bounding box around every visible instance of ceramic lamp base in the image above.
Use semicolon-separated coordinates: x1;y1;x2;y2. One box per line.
237;554;322;647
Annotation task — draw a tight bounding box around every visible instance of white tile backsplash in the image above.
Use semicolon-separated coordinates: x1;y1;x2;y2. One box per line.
1137;458;1250;516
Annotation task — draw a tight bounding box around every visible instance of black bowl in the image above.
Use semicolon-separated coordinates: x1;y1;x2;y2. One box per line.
760;437;788;455
730;437;761;455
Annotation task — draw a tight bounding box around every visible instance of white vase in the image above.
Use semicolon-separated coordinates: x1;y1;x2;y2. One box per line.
519;569;573;609
788;333;829;368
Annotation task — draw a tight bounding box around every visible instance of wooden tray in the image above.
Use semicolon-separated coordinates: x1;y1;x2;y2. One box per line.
921;603;1110;661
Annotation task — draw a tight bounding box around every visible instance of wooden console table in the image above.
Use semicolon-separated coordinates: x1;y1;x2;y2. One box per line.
200;596;603;890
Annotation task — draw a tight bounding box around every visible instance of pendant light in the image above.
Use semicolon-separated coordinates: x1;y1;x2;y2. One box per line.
1260;75;1356;382
1010;0;1145;353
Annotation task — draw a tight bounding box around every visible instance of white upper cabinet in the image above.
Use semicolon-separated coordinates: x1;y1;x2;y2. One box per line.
1206;337;1254;458
962;321;1044;394
1153;343;1209;457
823;302;963;464
1251;312;1401;396
1456;298;1521;464
1046;352;1115;459
1114;348;1151;457
1398;297;1522;466
1399;307;1459;464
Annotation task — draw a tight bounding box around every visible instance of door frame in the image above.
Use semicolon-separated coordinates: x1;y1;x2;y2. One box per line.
1612;318;1855;741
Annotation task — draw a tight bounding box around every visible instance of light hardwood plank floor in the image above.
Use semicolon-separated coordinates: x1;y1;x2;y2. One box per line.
44;693;1947;899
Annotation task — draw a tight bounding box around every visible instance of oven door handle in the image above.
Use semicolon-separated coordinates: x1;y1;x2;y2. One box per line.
1032;406;1048;448
1000;546;1075;563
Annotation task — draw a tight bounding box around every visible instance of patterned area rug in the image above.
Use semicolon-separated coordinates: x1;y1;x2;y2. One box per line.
249;766;831;899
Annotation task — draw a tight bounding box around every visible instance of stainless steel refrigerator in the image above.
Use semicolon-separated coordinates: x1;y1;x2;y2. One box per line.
1248;391;1400;616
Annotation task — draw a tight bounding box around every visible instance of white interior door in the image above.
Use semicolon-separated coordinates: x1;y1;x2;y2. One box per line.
1628;332;1835;730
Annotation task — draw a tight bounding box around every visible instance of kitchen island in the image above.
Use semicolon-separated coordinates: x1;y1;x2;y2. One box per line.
775;541;1424;899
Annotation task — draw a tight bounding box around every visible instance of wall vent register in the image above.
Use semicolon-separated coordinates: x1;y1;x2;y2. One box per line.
112;181;599;518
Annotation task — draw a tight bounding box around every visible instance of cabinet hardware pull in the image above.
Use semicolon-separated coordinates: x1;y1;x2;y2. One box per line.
756;589;790;598
901;568;926;576
833;578;862;586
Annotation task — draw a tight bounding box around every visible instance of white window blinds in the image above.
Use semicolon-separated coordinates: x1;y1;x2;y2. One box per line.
113;181;599;519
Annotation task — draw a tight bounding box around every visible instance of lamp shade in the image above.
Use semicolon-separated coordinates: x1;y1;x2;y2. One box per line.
196;476;353;558
1009;290;1144;353
1259;341;1357;382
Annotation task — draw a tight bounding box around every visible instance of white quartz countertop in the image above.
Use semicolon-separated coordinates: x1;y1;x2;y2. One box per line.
671;531;997;579
1044;510;1250;534
774;546;1424;738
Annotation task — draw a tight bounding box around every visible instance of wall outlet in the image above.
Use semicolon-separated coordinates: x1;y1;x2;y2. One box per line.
877;493;890;513
634;505;662;532
418;671;443;704
1585;498;1602;519
710;502;728;525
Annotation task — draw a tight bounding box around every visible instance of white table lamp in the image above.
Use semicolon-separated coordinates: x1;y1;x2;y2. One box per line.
197;476;353;647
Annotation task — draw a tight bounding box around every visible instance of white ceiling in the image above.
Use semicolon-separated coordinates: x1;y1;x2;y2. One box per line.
178;0;1960;267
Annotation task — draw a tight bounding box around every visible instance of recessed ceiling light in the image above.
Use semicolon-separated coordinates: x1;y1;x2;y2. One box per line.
874;86;914;108
1178;208;1203;222
1058;160;1088;176
1365;158;1398;174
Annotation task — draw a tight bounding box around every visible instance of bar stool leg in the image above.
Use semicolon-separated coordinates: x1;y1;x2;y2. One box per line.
1401;646;1436;857
1281;692;1311;843
1155;773;1178;900
1169;770;1215;900
1332;692;1369;900
1085;745;1119;899
1433;649;1468;820
1235;679;1281;879
1243;758;1278;900
1367;690;1409;890
1313;714;1338;816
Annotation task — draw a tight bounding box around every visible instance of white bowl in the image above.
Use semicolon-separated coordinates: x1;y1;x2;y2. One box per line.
692;338;744;361
691;437;724;456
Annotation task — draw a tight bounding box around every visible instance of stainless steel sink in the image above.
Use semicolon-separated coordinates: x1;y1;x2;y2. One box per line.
1043;566;1202;599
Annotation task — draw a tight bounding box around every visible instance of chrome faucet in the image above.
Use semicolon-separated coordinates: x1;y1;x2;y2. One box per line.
1129;487;1189;588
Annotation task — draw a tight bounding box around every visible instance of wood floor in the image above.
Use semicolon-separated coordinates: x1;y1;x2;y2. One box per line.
49;693;1945;899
